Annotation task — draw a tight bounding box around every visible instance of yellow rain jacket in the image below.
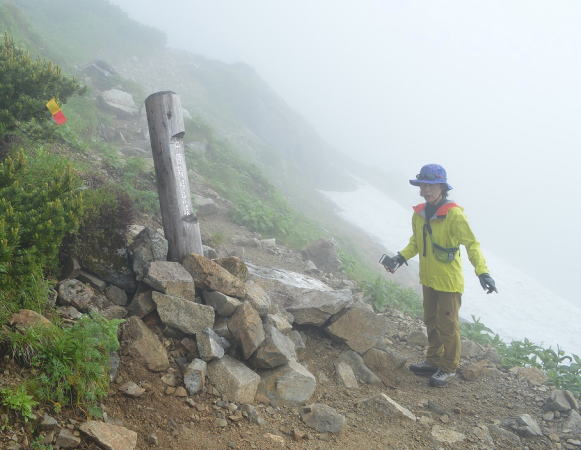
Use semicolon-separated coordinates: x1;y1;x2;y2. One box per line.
399;202;489;293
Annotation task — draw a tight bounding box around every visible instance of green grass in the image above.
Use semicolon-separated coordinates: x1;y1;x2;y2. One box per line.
3;315;122;412
462;316;581;397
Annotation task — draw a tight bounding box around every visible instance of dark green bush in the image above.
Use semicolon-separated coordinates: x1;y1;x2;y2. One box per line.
0;149;83;324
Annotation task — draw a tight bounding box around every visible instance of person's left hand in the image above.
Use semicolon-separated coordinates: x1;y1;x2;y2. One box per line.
478;273;498;294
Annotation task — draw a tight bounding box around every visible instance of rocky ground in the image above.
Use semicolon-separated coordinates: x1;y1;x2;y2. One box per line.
1;191;580;450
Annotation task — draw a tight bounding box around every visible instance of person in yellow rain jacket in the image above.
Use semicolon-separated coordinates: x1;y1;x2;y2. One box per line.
381;164;497;387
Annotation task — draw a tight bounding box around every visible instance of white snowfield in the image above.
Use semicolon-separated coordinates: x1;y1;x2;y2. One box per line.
321;179;581;356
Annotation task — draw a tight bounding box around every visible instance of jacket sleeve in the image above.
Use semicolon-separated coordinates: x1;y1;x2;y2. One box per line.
451;209;489;275
399;215;419;261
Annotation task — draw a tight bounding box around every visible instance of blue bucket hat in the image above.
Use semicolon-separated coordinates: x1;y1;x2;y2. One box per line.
409;164;453;190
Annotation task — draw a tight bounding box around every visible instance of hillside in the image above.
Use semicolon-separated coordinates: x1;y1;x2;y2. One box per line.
0;1;579;449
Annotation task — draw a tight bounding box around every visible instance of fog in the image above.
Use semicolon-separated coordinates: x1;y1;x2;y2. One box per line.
110;0;580;305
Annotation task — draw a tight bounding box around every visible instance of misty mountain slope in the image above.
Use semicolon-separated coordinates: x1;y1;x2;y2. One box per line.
2;0;355;192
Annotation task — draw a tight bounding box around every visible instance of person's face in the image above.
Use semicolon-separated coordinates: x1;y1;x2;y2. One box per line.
419;183;444;204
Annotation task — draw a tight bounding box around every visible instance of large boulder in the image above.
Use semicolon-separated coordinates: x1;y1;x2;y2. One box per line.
301;239;341;273
265;313;293;334
250;325;296;369
362;348;407;385
286;289;352;326
9;310;53;331
126;286;155;318
79;420;137;450
326;304;388;353
228;303;265;359
128;227;168;281
57;279;109;313
143;261;195;301
258;360;316;406
197;328;226;361
98;88;138;118
182;253;246;297
152;292;214;335
207;355;260;403
121;317;169;372
213;256;248;281
244;280;272;316
337;350;381;385
202;290;241;317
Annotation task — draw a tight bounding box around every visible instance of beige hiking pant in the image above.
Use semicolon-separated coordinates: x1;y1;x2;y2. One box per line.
422;285;462;372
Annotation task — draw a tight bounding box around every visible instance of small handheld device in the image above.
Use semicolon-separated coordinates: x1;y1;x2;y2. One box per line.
379;253;400;273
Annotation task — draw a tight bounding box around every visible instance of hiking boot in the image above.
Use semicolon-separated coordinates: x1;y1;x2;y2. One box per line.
429;369;456;387
409;361;438;376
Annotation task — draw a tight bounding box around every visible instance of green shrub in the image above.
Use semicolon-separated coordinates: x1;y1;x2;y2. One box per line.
0;149;83;324
4;315;121;411
0;33;84;141
362;276;422;318
63;182;134;278
0;384;38;421
462;316;581;397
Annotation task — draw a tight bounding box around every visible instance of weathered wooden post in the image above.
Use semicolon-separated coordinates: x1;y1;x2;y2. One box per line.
145;91;203;261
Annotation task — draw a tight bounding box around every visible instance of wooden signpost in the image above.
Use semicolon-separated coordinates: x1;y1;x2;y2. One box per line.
145;91;203;261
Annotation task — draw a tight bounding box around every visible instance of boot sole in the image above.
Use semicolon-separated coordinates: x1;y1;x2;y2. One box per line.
429;376;455;387
409;367;438;377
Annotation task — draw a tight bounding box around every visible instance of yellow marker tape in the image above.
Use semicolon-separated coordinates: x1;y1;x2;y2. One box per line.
46;98;60;115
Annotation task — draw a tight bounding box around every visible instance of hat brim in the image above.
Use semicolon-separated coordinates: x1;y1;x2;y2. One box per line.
409;179;453;190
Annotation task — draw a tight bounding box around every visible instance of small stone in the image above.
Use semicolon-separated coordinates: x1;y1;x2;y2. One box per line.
359;394;416;421
79;421;137;450
431;425;466;444
543;411;555;421
562;409;581;434
39;413;58;431
292;429;306;441
545;389;577;412
145;433;159;446
334;361;358;389
215;418;228;428
55;428;81;448
119;381;145;398
165;386;176;395
407;328;428;346
264;433;285;444
161;373;180;387
184;359;207;395
501;414;543;437
175;387;188;397
300;404;346;433
241;404;266;426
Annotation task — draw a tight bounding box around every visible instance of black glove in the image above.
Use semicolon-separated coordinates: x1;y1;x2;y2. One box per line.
380;253;406;273
478;273;498;294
